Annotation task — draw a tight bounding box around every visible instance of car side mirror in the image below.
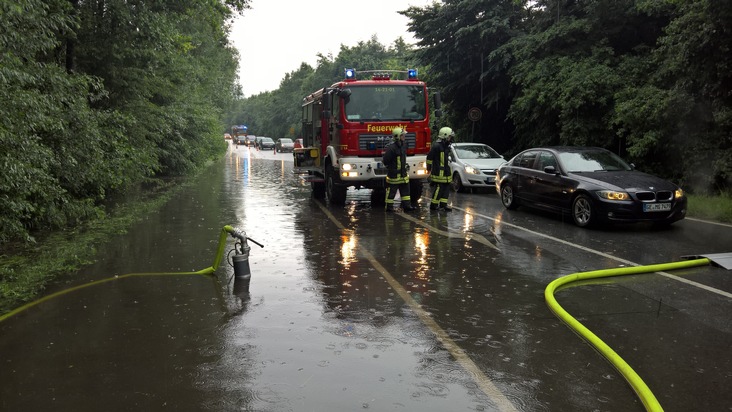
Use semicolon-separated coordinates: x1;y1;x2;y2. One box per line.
543;165;558;174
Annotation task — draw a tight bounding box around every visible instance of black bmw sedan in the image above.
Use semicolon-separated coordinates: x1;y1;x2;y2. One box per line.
495;147;687;227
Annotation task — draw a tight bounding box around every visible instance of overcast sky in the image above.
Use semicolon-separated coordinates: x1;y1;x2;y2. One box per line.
229;0;434;97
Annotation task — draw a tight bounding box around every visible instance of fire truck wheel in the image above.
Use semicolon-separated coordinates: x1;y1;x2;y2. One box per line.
371;188;386;206
312;180;325;199
326;164;347;205
409;180;423;207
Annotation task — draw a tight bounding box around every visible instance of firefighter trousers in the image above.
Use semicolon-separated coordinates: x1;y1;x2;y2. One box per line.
385;182;411;210
429;182;451;208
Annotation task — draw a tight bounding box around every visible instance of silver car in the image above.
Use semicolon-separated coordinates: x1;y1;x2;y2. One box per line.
275;138;295;153
449;142;506;192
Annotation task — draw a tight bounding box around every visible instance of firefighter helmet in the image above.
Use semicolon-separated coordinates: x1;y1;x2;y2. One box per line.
392;127;406;139
438;127;454;140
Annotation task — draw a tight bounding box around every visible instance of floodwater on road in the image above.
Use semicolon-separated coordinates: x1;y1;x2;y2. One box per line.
1;143;730;411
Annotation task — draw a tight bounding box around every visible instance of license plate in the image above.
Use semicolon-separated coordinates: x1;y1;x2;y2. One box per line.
644;203;671;212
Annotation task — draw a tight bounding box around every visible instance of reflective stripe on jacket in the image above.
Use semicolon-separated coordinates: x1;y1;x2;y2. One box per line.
426;141;452;183
382;141;410;184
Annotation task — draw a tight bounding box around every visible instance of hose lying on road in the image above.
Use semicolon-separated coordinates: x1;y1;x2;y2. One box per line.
544;257;712;412
0;225;241;324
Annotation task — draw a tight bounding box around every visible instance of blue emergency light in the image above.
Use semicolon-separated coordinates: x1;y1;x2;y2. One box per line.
407;69;418;79
345;68;356;80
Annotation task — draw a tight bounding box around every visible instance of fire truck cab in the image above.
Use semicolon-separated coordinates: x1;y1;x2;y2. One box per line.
295;68;441;206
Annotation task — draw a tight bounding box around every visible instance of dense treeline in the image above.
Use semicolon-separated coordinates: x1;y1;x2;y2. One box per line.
1;0;249;245
3;0;731;248
238;0;730;197
403;0;731;194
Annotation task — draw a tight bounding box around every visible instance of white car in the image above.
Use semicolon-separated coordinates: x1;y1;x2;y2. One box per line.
449;142;506;192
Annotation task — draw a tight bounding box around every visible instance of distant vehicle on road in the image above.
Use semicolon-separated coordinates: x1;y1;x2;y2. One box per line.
275;138;295;153
258;137;275;150
224;133;232;140
235;135;247;145
246;135;256;147
449;142;505;193
495;146;687;228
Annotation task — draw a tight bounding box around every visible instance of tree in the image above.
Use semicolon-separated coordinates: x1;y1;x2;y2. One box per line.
0;0;249;245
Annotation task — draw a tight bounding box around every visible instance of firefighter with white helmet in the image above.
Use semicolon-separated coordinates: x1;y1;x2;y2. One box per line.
382;127;415;212
426;126;454;211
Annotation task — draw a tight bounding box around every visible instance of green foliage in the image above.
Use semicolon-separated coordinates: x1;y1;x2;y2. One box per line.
687;193;732;223
0;0;248;246
400;0;731;193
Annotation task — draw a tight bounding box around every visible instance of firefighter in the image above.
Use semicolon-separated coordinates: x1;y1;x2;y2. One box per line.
382;127;415;212
426;126;454;211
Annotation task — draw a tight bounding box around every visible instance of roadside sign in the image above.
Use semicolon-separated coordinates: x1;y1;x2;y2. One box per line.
468;107;482;122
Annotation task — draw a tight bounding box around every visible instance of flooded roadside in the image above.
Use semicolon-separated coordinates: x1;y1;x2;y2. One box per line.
0;147;504;411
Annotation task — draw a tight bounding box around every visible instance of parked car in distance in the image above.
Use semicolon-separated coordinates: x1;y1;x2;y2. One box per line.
449;142;505;192
294;138;304;149
224;133;232;140
275;138;295;153
246;135;256;147
495;146;687;228
235;135;247;145
258;137;275;150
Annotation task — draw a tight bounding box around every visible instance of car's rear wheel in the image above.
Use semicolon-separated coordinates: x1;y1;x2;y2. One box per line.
572;194;594;227
500;183;519;210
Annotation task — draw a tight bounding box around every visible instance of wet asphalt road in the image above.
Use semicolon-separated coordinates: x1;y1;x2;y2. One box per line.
0;141;730;411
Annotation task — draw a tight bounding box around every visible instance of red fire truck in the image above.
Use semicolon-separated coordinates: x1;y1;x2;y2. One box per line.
294;68;441;205
231;125;248;146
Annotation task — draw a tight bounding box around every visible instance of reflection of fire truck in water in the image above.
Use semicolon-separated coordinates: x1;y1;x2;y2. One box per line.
294;68;441;205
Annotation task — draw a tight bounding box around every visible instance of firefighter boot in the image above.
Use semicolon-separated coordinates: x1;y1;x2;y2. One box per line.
401;201;416;212
439;204;453;212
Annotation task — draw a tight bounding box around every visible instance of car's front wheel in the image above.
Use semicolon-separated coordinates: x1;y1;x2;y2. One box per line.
500;183;519;210
451;172;464;192
572;194;595;227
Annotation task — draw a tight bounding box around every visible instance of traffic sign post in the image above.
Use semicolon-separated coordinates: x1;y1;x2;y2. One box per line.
468;107;482;141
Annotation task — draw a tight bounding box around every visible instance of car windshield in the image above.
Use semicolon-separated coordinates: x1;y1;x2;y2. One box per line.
559;150;632;172
280;139;293;144
344;85;427;121
262;138;274;143
455;145;501;160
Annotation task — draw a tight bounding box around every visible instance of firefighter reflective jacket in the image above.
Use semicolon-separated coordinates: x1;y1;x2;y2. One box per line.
382;140;409;184
426;140;452;183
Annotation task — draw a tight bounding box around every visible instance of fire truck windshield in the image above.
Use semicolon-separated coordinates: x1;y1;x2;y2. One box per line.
344;85;426;122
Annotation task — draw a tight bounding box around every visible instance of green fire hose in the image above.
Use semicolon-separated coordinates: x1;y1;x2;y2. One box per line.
545;257;712;412
0;225;244;323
